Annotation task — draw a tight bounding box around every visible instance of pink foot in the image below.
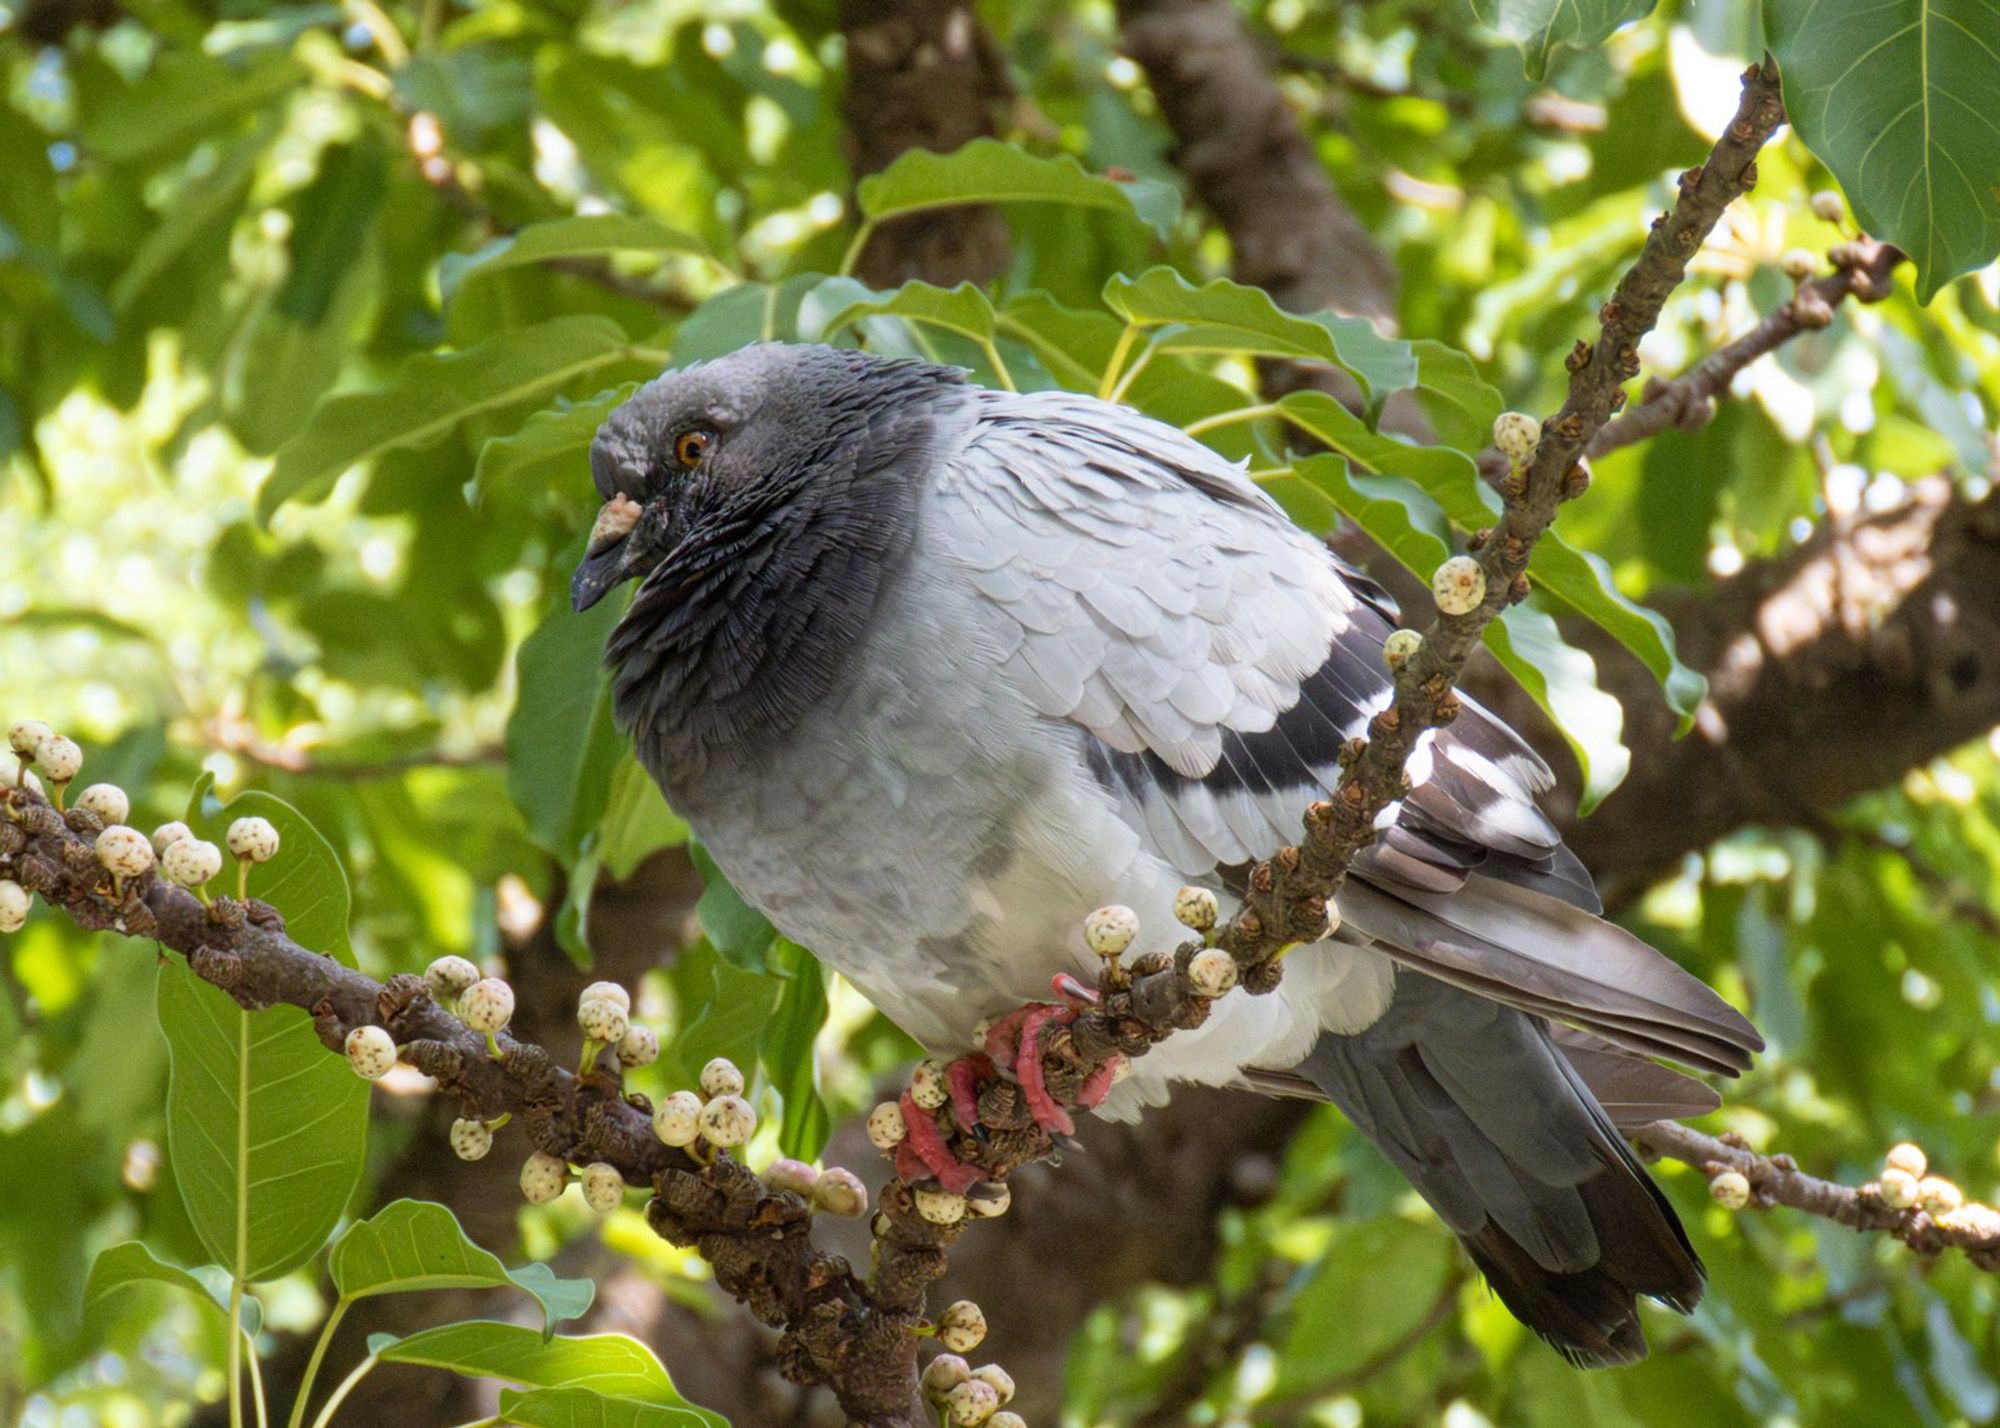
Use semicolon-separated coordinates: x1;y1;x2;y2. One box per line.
900;1091;985;1194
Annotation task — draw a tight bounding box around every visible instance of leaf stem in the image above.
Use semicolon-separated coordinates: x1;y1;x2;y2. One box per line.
979;337;1016;392
1106;334;1159;404
287;1297;352;1428
246;1335;269;1428
1182;402;1282;438
837;221;876;278
228;1278;245;1428
307;1353;379;1428
1097;322;1141;401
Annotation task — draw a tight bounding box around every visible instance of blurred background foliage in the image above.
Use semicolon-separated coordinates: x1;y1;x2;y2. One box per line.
2;0;1999;1425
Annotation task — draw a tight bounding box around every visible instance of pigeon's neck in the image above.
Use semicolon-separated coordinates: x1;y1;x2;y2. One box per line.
605;433;935;791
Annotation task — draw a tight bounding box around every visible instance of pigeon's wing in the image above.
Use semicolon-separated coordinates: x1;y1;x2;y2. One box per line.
931;388;1581;901
930;389;1760;1074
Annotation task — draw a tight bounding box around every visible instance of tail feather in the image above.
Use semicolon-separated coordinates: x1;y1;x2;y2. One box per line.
1297;971;1704;1367
1339;874;1764;1076
1549;1026;1723;1129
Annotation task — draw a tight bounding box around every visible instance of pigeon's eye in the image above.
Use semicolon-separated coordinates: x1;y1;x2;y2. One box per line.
673;428;715;468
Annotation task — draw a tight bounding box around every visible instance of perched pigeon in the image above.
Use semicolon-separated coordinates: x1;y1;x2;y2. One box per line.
574;342;1762;1367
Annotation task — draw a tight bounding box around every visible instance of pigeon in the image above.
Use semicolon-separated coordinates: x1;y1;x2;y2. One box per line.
573;342;1762;1367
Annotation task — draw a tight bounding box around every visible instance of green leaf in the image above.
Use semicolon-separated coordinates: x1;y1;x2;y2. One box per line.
1273;1216;1457;1394
1768;0;2000;301
1410;339;1504;455
856;138;1180;239
154;787;369;1282
259;316;652;520
82;50;300;162
475;386;638;505
379;1321;709;1410
441;214;712;306
1522;538;1707;732
817;279;998;344
761;942;831;1161
1472;0;1660;80
1487;603;1631;814
156;967;369;1283
997;291;1127;390
329;1200;594;1334
208;788;357;965
83;1242;262;1338
499;1387;721;1428
1278;391;1705;729
689;841;776;972
1289;452;1456;575
506;596;625;867
1103;269;1417;406
598;757;688;882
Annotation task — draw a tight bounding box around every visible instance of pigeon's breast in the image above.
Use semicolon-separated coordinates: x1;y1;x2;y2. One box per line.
664;556;1146;1046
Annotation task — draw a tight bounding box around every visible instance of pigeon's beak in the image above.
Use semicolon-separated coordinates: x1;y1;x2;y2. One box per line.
571;495;643;613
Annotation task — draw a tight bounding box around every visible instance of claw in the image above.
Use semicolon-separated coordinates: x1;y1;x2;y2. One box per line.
1050;972;1099;1009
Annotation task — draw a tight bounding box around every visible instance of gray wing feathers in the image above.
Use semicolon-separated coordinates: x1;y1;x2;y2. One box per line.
1341;876;1764;1076
1548;1027;1724;1128
1298;974;1704;1367
934;390;1572;890
933;391;1354;782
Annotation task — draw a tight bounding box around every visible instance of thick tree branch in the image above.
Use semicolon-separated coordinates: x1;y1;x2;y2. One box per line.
1547;477;2000;893
839;0;1014;289
1116;0;1396;324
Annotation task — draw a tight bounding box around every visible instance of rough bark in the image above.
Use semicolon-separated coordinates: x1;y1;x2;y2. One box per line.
839;0;1014;288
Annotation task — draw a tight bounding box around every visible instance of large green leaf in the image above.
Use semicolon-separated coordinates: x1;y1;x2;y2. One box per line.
598;756;688;883
1278;391;1704;730
475;386;639;505
329;1200;594;1334
81;50;299;162
379;1322;707;1409
156;788;369;1283
688;841;777;972
506;596;625;867
1488;603;1631;814
1472;0;1660;80
1103;269;1417;406
1273;1216;1457;1393
853;138;1180;249
83;1241;261;1337
441;215;712;306
194;786;357;964
156;970;368;1283
1409;339;1505;456
500;1386;718;1428
816;279;998;345
259;316;657;520
1768;0;2000;301
761;941;831;1162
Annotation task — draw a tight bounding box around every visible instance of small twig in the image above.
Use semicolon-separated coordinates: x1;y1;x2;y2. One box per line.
1634;1121;2000;1271
1588;235;1904;458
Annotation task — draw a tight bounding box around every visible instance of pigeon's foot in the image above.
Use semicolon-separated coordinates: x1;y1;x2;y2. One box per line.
893;983;1124;1196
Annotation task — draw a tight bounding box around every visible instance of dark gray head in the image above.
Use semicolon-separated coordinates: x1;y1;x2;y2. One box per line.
574;342;968;778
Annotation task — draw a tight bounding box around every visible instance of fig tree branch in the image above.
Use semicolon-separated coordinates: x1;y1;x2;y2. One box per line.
1586;235;1904;459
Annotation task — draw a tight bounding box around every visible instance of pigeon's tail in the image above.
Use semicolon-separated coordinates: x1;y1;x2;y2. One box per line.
1296;972;1703;1367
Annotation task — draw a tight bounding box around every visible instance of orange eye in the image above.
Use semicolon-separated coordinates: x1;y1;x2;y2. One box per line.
674;428;713;468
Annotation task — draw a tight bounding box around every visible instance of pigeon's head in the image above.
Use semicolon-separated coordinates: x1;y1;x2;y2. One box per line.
571;342;936;613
